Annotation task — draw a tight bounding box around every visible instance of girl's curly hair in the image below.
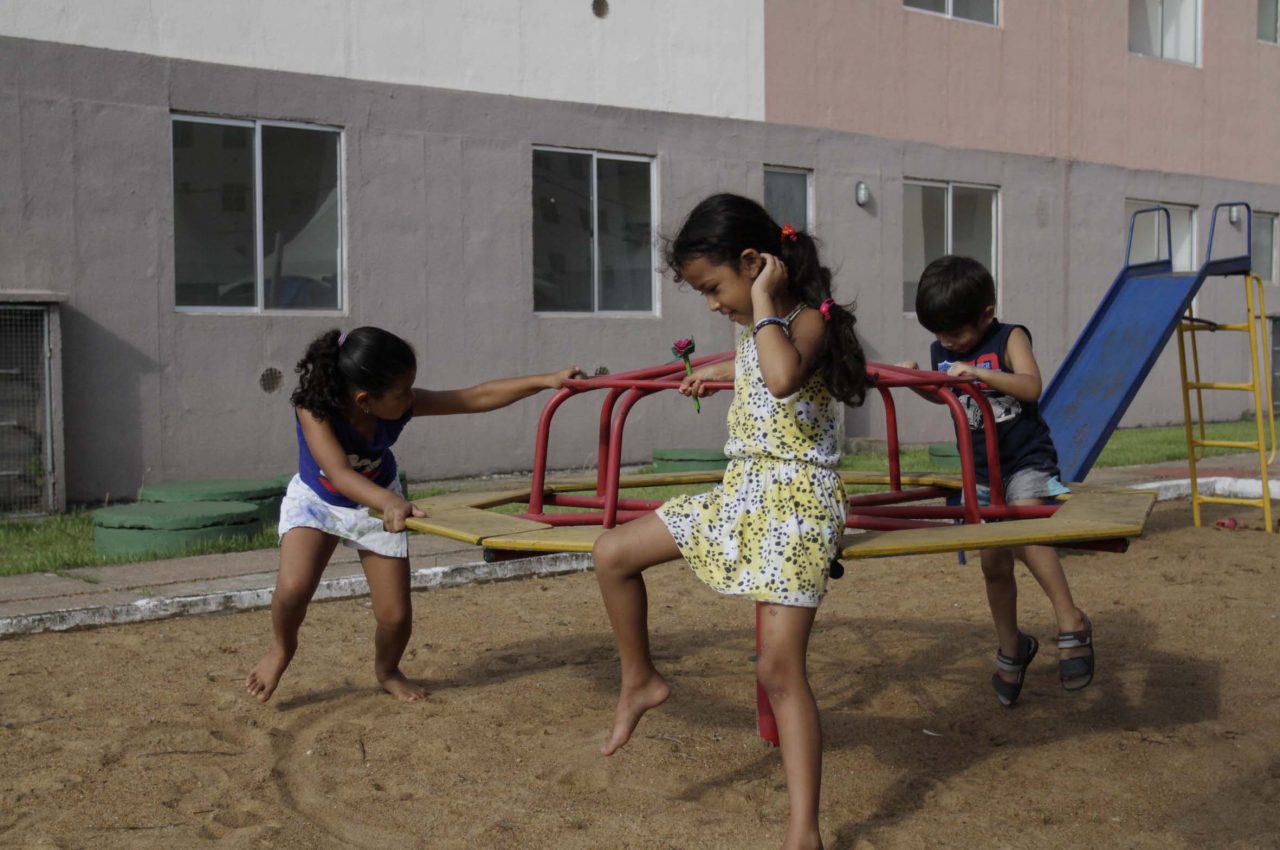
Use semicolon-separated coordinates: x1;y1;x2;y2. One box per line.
290;327;416;421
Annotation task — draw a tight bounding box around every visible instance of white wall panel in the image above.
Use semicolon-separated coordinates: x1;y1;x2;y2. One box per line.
0;0;765;119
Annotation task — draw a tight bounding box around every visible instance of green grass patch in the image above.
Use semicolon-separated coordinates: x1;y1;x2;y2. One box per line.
0;510;278;578
1092;418;1265;467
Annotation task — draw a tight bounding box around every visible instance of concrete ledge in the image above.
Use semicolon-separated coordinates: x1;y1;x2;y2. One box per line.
1133;476;1280;502
0;552;593;638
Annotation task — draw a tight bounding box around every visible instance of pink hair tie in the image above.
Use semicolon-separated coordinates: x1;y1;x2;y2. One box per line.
338;331;349;346
818;298;835;321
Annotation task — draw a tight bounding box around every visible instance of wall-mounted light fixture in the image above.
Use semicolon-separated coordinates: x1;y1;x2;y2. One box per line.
855;181;870;207
1228;205;1240;224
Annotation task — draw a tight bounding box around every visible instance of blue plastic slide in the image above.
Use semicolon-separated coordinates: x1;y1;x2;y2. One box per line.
1040;203;1252;482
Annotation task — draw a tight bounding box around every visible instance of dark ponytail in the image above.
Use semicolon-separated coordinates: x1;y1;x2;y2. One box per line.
290;326;417;421
665;193;869;406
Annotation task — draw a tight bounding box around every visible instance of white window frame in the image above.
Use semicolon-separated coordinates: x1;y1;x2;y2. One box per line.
1260;0;1280;44
903;178;1002;315
532;145;660;318
171;113;346;316
764;165;815;231
1128;0;1202;66
903;0;999;27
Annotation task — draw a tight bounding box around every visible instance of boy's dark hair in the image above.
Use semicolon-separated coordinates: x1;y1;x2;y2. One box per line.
664;193;869;406
914;255;996;333
291;326;416;421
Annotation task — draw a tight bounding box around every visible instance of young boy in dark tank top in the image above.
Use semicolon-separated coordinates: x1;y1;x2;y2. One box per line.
899;255;1094;707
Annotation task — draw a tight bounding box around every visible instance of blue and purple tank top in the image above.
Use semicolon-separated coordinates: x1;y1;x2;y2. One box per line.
295;410;412;508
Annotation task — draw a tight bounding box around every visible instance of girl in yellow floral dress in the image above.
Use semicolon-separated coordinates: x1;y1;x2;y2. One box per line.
593;194;869;850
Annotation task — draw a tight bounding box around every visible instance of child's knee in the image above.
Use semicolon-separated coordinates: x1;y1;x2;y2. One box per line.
979;551;1014;582
274;579;315;609
592;532;624;573
756;654;806;700
373;603;412;633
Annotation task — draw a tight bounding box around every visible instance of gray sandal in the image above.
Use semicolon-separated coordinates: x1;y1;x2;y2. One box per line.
992;632;1039;708
1057;612;1094;692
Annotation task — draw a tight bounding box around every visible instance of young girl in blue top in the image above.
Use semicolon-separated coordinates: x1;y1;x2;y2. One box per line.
246;326;581;703
593;194;869;850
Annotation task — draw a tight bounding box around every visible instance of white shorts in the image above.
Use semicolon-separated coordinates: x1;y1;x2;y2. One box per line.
277;474;409;559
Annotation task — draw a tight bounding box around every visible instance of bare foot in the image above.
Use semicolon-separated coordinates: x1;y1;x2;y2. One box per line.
378;669;428;702
246;648;290;702
781;826;823;850
600;674;670;756
781;828;823;850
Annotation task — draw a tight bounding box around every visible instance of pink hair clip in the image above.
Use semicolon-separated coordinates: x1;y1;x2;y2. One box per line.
818;298;835;321
780;224;798;243
338;331;349;346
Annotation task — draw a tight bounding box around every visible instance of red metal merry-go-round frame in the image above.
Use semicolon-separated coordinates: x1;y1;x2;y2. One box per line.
510;351;1080;746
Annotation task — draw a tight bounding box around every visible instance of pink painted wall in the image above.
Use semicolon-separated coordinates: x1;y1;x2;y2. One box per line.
765;0;1280;185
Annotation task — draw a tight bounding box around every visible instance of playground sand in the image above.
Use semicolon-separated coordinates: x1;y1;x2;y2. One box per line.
1;500;1277;849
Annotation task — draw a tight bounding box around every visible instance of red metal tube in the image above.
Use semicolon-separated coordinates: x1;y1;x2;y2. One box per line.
845;486;952;507
529;387;576;515
877;385;903;491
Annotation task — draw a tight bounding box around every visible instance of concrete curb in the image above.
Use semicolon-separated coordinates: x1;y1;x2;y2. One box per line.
0;552;593;638
1132;476;1280;502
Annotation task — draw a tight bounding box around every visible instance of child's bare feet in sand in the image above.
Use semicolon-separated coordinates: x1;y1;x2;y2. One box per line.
378;669;427;702
246;647;291;702
600;674;670;755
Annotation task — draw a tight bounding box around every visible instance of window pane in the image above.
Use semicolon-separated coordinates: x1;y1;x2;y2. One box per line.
1260;0;1279;43
953;0;997;24
903;183;948;311
533;150;594;312
261;126;340;310
1125;201;1165;265
173;121;256;308
764;169;810;232
1168;204;1195;271
1129;0;1160;56
1253;213;1276;283
1162;0;1197;63
596;158;653;312
904;0;947;12
951;186;996;285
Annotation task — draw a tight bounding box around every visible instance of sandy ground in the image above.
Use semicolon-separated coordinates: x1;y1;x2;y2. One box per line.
1;500;1278;850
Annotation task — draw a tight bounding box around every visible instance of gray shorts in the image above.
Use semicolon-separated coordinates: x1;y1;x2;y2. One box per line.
975;467;1070;506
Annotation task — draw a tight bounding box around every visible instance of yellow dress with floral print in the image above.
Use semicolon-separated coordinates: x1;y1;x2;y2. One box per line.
657;318;846;608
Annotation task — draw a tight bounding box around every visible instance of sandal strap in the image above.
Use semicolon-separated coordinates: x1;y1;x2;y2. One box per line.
1057;612;1093;649
995;653;1025;674
1057;630;1091;649
995;633;1038;672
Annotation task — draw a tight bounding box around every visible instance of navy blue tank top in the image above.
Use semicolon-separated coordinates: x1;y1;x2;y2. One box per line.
295;409;412;508
930;321;1059;484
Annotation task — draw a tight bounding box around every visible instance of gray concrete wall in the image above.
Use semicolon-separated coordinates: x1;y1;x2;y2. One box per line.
1;36;1274;502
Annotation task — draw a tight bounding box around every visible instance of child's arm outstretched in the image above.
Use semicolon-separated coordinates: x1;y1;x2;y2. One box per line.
411;365;584;415
750;253;826;397
297;410;424;531
944;327;1043;402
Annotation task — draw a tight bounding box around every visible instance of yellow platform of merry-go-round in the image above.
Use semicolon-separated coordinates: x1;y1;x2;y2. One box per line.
382;470;1156;560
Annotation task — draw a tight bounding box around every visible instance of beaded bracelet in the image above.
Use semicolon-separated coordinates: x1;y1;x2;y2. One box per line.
752;316;789;336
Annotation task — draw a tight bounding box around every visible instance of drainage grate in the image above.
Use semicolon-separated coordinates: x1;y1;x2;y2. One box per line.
0;306;52;513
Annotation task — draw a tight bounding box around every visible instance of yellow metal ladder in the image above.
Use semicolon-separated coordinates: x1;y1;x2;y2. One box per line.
1176;274;1276;532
